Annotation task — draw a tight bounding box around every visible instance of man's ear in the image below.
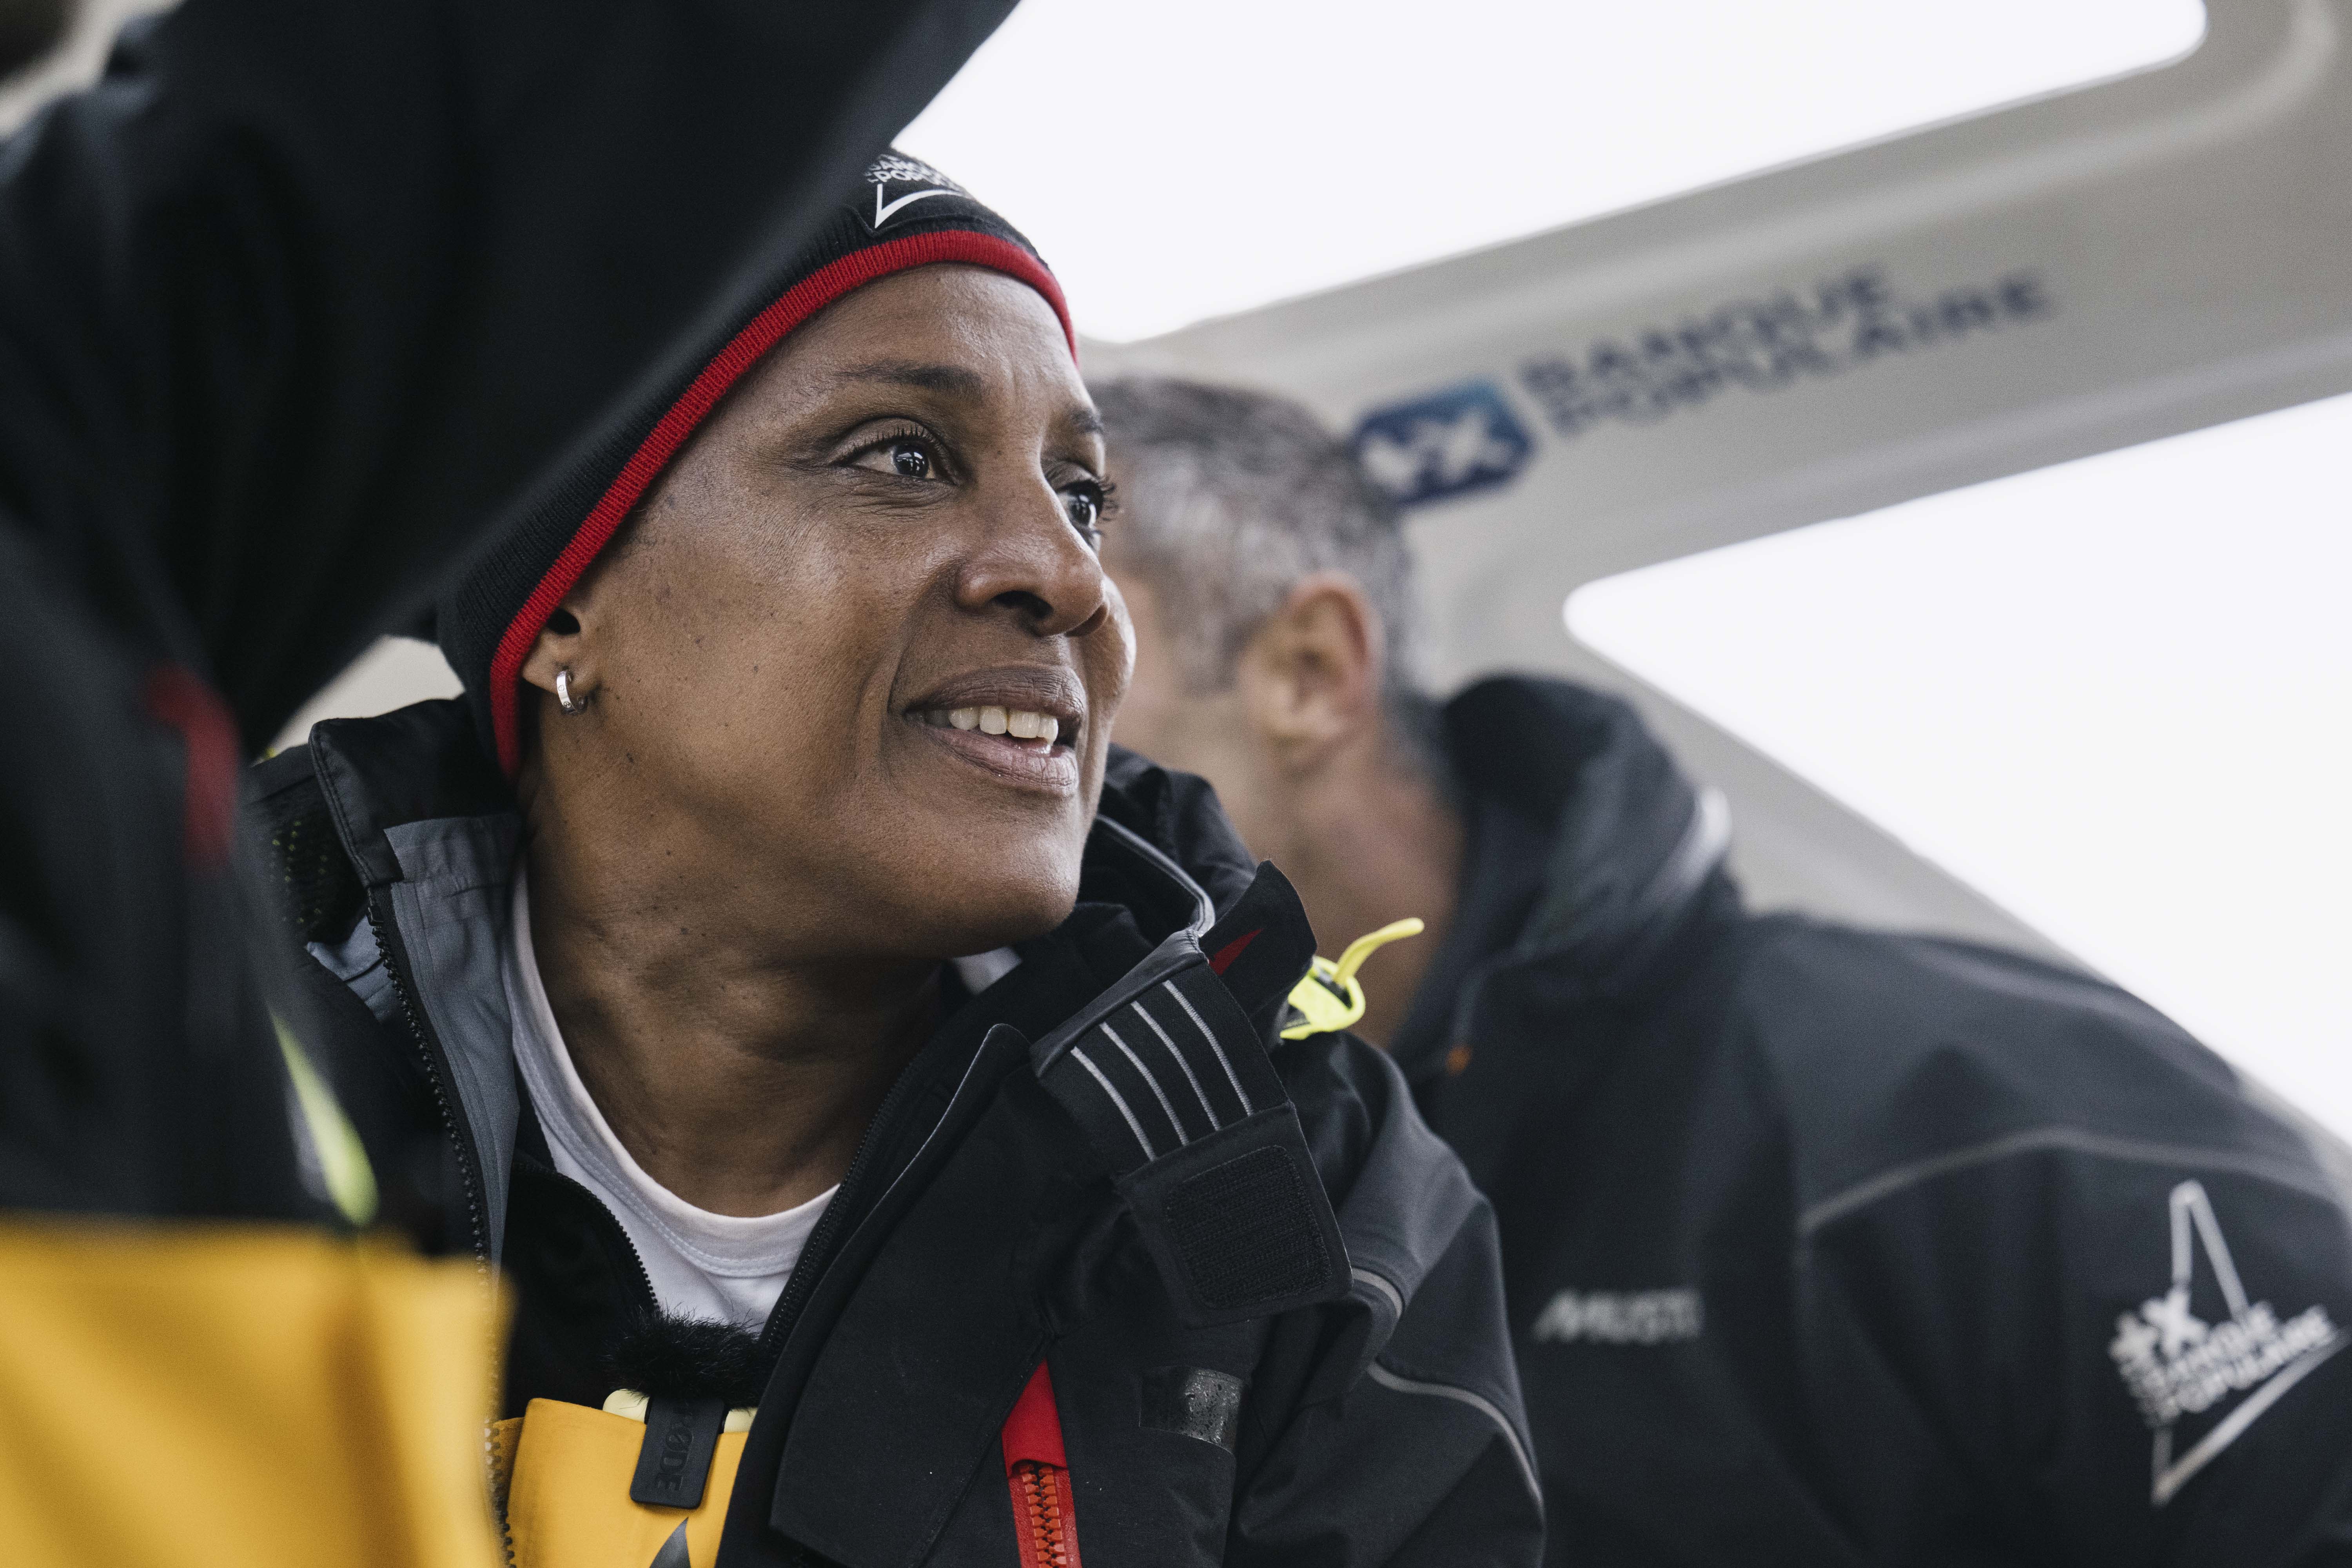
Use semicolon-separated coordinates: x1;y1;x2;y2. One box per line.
1236;572;1384;768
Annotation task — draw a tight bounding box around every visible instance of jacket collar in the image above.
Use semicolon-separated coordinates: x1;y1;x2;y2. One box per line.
306;699;524;1258
308;698;514;888
1390;677;1737;1082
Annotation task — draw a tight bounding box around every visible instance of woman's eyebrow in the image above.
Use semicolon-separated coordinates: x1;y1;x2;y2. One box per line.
821;359;986;396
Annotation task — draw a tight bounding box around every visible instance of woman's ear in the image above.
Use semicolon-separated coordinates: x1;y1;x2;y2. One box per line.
519;599;593;707
1237;572;1384;768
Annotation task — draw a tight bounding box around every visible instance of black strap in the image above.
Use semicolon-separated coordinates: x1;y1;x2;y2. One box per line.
1032;951;1348;1326
630;1396;726;1508
1040;960;1282;1168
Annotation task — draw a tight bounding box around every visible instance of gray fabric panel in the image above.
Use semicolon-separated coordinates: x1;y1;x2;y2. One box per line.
305;915;399;1025
385;815;521;1263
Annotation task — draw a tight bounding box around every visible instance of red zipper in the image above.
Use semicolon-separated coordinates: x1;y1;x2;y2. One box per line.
1003;1360;1081;1568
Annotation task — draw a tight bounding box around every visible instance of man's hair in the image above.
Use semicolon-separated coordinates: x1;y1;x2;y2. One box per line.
1092;376;1434;751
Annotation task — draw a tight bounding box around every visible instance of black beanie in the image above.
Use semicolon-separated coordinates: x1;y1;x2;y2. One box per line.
436;150;1069;777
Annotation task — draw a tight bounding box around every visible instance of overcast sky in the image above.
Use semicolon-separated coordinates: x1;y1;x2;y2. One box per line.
1571;393;2352;1141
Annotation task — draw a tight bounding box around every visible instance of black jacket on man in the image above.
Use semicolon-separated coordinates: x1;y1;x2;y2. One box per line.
0;0;1016;1219
245;705;1543;1566
1394;675;2352;1566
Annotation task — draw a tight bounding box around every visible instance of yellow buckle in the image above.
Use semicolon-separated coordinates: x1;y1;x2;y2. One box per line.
1280;918;1425;1040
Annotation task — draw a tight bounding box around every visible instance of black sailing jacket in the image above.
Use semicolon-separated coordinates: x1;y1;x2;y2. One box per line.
245;703;1543;1567
0;0;1018;1219
1395;675;2352;1566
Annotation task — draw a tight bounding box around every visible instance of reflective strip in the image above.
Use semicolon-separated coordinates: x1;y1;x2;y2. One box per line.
1351;1266;1405;1320
1102;1020;1187;1147
1365;1363;1539;1501
1800;1125;2335;1236
1131;1001;1220;1129
1165;980;1252;1116
1071;1046;1155;1161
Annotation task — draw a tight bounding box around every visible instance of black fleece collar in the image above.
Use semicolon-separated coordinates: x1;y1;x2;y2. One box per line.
1389;676;1738;1083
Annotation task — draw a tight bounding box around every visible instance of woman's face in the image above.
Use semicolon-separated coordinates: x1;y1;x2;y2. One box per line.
524;264;1129;961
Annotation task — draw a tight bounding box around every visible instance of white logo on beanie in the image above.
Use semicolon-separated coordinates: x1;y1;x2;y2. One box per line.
865;153;966;229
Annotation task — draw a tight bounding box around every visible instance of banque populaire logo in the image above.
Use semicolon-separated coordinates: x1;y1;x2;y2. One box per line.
2108;1180;2343;1506
1345;264;2047;510
1516;264;2051;440
1350;381;1535;509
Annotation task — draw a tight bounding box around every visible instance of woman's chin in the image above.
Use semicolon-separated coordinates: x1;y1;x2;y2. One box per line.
887;865;1079;960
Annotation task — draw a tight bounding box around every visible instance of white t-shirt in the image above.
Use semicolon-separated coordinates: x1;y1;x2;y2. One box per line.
503;869;835;1329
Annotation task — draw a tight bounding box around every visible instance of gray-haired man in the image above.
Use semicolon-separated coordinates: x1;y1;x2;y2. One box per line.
1092;374;2352;1566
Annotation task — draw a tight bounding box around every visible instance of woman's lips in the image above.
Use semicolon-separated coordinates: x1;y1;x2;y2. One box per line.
914;717;1081;793
902;667;1086;797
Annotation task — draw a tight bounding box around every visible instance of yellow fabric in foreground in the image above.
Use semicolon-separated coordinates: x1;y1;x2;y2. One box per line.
0;1221;502;1568
497;1399;744;1568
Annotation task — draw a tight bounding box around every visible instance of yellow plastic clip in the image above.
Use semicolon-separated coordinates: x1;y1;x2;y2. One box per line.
1281;918;1426;1040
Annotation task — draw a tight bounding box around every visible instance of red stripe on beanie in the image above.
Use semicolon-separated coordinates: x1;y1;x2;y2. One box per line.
487;230;1072;777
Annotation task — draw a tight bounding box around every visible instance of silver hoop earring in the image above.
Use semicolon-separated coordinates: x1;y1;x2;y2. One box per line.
555;667;586;715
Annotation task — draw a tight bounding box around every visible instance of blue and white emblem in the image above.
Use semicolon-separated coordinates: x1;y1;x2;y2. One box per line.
1350;380;1534;508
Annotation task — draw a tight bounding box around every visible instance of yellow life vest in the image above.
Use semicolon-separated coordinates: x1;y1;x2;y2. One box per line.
491;1393;754;1568
0;1221;501;1567
489;1363;1078;1568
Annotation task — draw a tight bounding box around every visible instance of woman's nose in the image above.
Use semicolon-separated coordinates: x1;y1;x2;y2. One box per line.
957;480;1111;639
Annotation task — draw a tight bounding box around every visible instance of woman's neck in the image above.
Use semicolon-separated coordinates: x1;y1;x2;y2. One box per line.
520;825;938;1218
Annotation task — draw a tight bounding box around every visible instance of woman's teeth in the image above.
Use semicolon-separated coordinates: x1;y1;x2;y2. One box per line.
935;706;1060;744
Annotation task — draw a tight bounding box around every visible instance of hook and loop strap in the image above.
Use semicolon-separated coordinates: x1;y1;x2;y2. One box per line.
1033;951;1349;1326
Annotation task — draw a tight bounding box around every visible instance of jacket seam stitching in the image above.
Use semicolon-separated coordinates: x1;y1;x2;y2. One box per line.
1799;1125;2336;1236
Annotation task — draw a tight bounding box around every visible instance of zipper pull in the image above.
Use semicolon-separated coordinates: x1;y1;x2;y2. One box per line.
1281;917;1426;1040
1003;1362;1081;1568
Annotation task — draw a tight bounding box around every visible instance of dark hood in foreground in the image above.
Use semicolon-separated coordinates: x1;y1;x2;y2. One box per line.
0;0;1019;750
0;0;1018;1221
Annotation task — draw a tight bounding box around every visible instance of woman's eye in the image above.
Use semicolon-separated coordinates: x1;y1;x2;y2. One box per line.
1062;482;1104;537
848;432;944;482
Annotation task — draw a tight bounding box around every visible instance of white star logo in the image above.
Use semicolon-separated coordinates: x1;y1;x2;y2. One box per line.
2106;1180;2343;1505
2142;1285;2209;1360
